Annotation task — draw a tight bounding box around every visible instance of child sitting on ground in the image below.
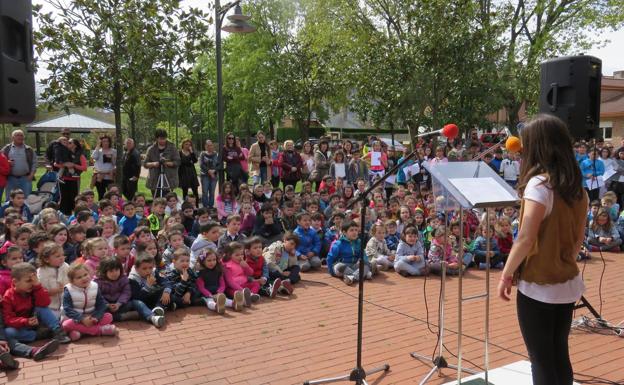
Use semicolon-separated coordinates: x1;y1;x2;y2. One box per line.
327;221;371;285
427;227;462;276
245;237;281;297
495;217;513;263
61;263;117;340
394;226;427;276
588;207;622;251
128;253;172;315
365;222;395;273
384;220;401;252
263;232;299;294
36;242;69;319
217;214;246;252
294;212;322;271
0;309;60;368
473;224;503;269
166;249;204;309
95;257;163;328
0;246;24;295
2;263;71;344
196;249;240;313
190;222;220;268
222;242;259;308
82;237;109;276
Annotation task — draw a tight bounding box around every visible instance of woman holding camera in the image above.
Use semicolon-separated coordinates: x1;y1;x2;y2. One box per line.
91;134;117;200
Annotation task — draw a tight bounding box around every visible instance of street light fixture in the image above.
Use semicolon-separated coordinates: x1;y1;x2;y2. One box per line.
215;0;256;187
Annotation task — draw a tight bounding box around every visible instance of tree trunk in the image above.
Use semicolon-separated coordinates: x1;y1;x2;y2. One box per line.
269;118;274;140
129;103;137;141
113;80;124;186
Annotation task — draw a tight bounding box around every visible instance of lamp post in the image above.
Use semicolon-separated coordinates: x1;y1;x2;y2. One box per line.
215;1;256;186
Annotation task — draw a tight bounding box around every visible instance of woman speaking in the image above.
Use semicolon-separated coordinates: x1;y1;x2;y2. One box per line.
498;114;588;385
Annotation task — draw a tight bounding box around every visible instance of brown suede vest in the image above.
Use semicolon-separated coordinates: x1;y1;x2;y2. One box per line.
519;188;588;285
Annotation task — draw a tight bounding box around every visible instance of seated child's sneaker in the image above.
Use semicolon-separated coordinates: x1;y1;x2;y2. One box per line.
366;271;373;280
152;307;165;317
214;293;226;315
243;287;252;307
53;329;71;344
270;278;282;298
343;275;354;285
150;315;165;328
280;279;294;295
31;339;60;361
494;261;504;269
233;290;244;311
250;293;260;303
69;331;82;341
0;351;19;370
100;325;117;337
478;263;488;270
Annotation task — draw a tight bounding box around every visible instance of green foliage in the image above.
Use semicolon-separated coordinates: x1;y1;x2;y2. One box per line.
35;0;211;182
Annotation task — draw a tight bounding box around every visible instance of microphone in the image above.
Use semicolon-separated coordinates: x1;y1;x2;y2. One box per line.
417;124;459;139
505;135;522;153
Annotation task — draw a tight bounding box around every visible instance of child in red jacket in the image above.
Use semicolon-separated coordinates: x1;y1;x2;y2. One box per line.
245;237;281;298
2;263;71;344
495;217;513;264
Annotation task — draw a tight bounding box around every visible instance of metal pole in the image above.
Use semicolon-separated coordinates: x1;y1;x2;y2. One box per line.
457;209;464;383
215;0;225;187
174;95;179;147
485;210;491;384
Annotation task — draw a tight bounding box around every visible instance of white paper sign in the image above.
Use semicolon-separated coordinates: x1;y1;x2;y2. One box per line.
385;174;396;184
449;177;517;206
405;163;420;178
371;151;382;167
586;175;604;190
335;163;346;178
603;167;617;182
305;158;315;172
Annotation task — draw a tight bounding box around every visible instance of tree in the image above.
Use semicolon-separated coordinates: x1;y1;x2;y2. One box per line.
497;0;624;128
35;0;211;183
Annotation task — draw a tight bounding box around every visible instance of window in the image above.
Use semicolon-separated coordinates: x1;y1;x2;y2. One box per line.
600;121;613;140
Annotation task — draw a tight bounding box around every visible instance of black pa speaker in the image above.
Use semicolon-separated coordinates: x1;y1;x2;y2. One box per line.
0;0;35;124
539;55;602;140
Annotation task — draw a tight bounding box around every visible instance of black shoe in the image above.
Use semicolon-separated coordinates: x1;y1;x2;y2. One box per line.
52;329;71;344
0;351;19;370
32;339;60;361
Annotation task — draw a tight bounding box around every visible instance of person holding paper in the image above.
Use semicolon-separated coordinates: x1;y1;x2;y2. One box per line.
498;114;588;385
580;148;604;201
329;151;348;181
363;141;387;184
396;147;416;186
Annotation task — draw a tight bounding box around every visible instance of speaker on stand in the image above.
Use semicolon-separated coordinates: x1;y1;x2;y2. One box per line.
0;0;35;124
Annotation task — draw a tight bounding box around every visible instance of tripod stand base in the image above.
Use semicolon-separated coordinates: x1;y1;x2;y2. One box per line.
411;353;477;385
303;364;390;385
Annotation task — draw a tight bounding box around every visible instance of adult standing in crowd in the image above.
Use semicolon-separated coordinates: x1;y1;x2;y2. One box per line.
178;139;199;204
222;132;244;192
498;114;587;385
122;138;141;201
300;141;315;185
44;128;71;167
236;137;249;185
279;140;303;190
248;131;271;185
199;139;219;208
55;138;87;215
144;129;181;198
312;140;330;191
1;129;37;200
91;134;117;200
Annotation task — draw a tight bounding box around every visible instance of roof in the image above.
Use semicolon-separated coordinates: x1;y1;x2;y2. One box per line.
25;113;116;133
325;109;370;130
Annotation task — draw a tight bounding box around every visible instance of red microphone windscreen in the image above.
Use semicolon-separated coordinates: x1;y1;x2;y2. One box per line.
442;124;459;139
505;136;522;153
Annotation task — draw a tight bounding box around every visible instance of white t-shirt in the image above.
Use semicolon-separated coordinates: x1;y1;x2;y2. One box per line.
517;175;585;304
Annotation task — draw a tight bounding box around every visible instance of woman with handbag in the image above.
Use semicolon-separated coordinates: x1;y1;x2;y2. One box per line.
178;139;200;205
91;134;117;200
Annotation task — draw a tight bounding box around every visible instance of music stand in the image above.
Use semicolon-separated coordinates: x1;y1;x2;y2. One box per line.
410;161;519;385
303;149;422;385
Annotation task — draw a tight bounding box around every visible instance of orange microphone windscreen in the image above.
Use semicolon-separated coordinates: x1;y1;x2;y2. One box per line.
442;124;459;139
505;136;522;153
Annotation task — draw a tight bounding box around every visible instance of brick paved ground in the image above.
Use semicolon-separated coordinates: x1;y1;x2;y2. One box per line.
2;252;623;385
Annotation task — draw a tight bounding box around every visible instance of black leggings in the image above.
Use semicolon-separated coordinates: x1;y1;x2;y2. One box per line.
517;291;575;385
180;186;199;205
59;179;78;216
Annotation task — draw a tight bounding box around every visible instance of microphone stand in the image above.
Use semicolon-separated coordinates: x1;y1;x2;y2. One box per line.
304;147;422;385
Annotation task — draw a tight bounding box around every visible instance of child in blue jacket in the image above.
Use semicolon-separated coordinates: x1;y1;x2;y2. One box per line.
326;221;371;285
473;225;503;269
293;212;321;272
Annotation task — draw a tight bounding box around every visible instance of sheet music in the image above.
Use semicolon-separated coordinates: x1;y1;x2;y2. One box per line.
405;163;420;178
371;152;381;167
449;177;516;206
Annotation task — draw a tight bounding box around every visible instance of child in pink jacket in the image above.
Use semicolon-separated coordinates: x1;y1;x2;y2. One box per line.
222;242;259;307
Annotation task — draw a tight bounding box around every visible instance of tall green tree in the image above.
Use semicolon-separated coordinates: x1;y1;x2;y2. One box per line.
35;0;211;183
